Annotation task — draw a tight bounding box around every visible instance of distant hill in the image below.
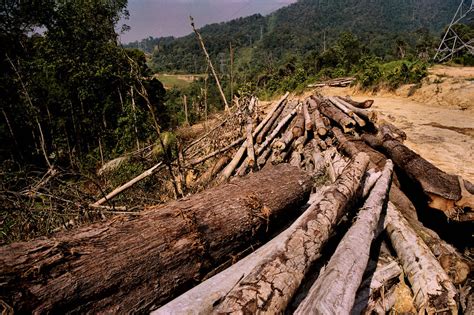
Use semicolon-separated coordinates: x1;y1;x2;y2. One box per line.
130;0;461;73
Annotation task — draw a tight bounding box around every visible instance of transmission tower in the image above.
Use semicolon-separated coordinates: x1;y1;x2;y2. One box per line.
434;0;474;62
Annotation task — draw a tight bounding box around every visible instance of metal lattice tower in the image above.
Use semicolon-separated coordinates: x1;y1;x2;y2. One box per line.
434;0;474;62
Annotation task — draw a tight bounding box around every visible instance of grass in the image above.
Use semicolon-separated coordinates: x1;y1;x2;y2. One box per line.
155;73;206;89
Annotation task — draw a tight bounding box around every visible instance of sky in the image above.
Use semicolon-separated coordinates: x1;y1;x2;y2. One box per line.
119;0;297;43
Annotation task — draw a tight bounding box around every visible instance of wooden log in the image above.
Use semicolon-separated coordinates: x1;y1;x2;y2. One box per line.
303;100;313;131
331;131;470;283
313;96;356;133
308;98;328;136
377;120;407;142
245;116;256;169
328;96;366;127
290;151;302;167
335;96;378;123
323;147;349;183
256;108;297;156
218;93;289;182
273;127;296;152
295;161;393;314
255;101;286;144
340;96;374;109
187;136;244;166
193;154;230;187
213;153;370;313
369;136;474;221
256;142;274;168
351;254;403;315
91;161;164;206
293;135;307;153
0;164;313;314
292;109;305;138
386;203;458;314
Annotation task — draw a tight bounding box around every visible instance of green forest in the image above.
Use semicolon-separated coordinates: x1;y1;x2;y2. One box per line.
1;0;473;242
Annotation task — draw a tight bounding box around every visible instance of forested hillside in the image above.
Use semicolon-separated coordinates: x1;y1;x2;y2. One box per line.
143;0;460;73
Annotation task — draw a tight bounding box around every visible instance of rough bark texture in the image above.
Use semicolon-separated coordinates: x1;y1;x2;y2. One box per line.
308;99;328;137
351;254;402;315
328;96;366;127
340;96;374;109
295;161;393;314
0;165;313;314
256;100;286;144
314;97;356;133
245;116;256;168
303;101;313;131
213;153;370;314
377;137;474;221
386;203;458;314
194;154;230;187
292;110;306;138
335;96;378;123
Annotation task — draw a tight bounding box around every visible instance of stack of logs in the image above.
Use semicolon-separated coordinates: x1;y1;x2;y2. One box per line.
0;93;472;314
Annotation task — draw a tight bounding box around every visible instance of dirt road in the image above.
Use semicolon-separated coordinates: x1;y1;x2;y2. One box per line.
319;65;474;182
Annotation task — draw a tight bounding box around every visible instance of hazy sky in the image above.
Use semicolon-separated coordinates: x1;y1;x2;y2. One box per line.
119;0;297;43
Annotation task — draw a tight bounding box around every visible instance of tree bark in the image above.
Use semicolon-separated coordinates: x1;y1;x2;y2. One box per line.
303;100;313;131
256;108;297;156
308;98;328;137
295;161;393;314
371;136;474;221
328;96;366;127
256;101;286;144
0;164;313;314
339;96;374;109
313;96;356;133
335;96;378;123
385;203;458;314
194;154;230;187
245;116;256;169
291;109;306;138
213;153;370;314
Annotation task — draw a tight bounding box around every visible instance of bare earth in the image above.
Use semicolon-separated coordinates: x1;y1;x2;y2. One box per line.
318;65;474;182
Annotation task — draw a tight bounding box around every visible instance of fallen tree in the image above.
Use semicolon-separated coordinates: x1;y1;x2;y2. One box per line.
295;160;393;314
0;164;313;314
213;153;370;313
365;135;474;221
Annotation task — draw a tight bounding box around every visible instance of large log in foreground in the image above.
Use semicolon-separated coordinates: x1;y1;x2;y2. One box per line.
214;153;370;313
0;164;313;314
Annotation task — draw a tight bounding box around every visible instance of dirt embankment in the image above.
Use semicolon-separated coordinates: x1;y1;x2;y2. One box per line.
318;65;474;182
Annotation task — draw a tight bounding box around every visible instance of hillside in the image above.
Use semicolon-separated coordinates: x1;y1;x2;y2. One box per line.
141;0;460;73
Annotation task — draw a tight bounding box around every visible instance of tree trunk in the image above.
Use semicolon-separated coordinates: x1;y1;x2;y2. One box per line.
256;101;286;144
256;108;297;156
245;116;256;169
0;164;313;314
308;99;328;137
303;100;313;131
328;96;366;127
372;137;474;221
339;96;374;109
292;109;305;138
335;96;378;124
213;153;370;314
313;96;356;133
385;203;458;314
295;161;393;314
194;154;230;187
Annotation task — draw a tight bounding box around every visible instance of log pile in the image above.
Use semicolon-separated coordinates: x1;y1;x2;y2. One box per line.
0;92;472;314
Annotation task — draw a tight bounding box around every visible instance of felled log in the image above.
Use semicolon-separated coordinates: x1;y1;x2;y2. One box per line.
218;93;288;182
391;187;470;284
273;123;296;152
340;96;374;109
0;164;313;314
293;135;307;153
256;141;274;168
324;147;348;183
335;96;378;124
194;154;230;187
295;161;393;314
256;108;297;156
351;253;402;315
303;101;313;131
368;136;474;221
291;109;305;138
290;151;302;167
328;96;366;127
308;99;328;136
314;96;356;133
213;153;370;313
377;120;407;142
187;136;244;166
386;203;458;314
332;129;471;283
91;161;165;206
256;99;286;144
245;116;256;169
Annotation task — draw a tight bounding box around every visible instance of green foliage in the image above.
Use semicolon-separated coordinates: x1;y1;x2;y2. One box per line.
0;0;168;170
